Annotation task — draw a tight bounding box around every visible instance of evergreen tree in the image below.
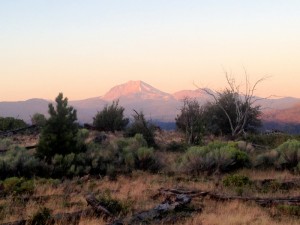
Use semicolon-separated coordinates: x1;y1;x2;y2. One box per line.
36;93;84;161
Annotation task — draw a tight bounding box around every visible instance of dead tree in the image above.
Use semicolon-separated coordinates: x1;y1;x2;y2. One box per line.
199;71;267;138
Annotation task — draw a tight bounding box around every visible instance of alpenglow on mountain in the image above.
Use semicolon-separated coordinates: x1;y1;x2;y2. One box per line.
103;80;174;101
0;80;300;126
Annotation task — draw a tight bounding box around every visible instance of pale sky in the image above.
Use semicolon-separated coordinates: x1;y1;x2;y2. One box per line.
1;0;300;101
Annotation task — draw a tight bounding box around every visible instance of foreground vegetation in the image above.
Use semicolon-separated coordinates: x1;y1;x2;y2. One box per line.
0;91;299;224
0;129;300;224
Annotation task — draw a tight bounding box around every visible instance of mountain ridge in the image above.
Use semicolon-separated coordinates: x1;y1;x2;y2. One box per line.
1;80;300;125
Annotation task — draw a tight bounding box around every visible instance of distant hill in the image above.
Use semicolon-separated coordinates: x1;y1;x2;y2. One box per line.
172;88;214;103
1;80;300;131
0;98;49;122
262;103;300;124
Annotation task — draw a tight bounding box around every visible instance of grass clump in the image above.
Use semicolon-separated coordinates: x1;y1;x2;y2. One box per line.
29;207;52;225
97;190;132;216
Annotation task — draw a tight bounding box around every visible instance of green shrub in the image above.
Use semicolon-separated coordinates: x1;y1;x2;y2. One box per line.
37;178;60;186
93;100;129;132
102;134;161;173
0;146;49;179
254;139;300;172
136;147;155;171
31;113;47;127
223;174;252;196
223;174;252;187
255;150;279;169
0;117;27;132
77;128;89;140
245;133;293;149
275;139;300;170
124;152;135;170
2;177;34;195
259;180;281;193
51;152;92;178
0;138;13;151
181;141;250;175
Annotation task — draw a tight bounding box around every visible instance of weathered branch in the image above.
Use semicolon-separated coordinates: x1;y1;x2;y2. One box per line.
109;190;194;225
159;188;300;207
85;194;113;217
196;72;268;138
0;125;37;137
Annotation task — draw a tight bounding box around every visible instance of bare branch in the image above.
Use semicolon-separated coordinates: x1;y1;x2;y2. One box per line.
195;70;268;138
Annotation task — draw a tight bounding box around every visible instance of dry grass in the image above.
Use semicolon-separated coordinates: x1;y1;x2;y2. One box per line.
79;217;106;225
180;200;300;225
238;169;299;181
0;170;299;224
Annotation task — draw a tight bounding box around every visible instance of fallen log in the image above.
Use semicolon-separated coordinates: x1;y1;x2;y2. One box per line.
158;188;209;198
0;145;37;154
25;145;37;150
109;193;194;225
254;178;300;190
159;188;300;207
208;193;300;206
0;125;37;137
85;194;113;217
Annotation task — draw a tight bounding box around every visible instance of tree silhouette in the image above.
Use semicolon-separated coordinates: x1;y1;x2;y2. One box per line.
36;93;84;162
93;100;129;132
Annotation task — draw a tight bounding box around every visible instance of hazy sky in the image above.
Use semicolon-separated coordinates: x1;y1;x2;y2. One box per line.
1;0;300;101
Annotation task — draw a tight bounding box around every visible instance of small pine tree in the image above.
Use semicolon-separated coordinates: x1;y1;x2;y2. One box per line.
93;100;129;132
36;93;84;162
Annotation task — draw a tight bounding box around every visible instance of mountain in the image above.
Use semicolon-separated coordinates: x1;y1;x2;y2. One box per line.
103;80;174;101
173;89;204;100
1;80;300;127
0;98;49;122
262;103;300;124
70;97;107;123
102;80;179;121
172;88;214;102
254;97;300;110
